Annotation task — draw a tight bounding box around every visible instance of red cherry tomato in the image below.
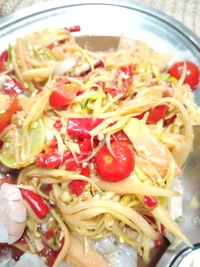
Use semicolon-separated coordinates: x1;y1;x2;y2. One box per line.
168;61;200;90
0;96;19;132
95;141;135;182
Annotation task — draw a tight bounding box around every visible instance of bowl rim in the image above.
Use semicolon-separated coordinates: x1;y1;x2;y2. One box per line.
0;0;200;52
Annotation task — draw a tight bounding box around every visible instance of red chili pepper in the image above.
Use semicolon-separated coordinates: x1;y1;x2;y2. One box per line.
44;230;54;240
37;87;43;94
145;215;165;233
4;77;24;95
65;25;81;32
164;115;176;127
117;65;134;88
17;234;27;245
154;234;164;248
0;178;14;184
104;65;134;96
67;118;104;139
66;154;90;196
0;50;8;72
68;179;88;196
143;196;158;208
112;130;131;144
53;120;62;131
104;87;123;96
20;188;49;218
37;149;72;168
94;60;104;69
44;139;58;153
160;224;165;234
36;152;63;168
43;184;53;194
78;138;93;160
39;245;55;266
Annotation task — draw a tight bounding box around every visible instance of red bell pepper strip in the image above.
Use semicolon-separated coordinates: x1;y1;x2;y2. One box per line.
67;118;104;139
0;50;8;72
20;188;49;218
0;96;19;133
4;77;24;95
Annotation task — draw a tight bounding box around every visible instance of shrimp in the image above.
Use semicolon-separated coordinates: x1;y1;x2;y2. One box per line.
0;253;47;267
0;183;27;244
124;118;181;178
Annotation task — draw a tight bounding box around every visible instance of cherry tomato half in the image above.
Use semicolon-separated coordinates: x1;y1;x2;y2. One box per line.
147;104;168;124
95;141;135;182
135;105;168;124
168;61;200;90
0;96;19;132
49;89;77;108
49;78;78;108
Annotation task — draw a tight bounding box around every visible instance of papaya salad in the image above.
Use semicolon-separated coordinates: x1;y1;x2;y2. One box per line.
0;26;200;267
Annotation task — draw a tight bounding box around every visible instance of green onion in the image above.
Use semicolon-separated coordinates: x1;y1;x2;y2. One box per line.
8;44;12;64
27;217;38;233
34;49;54;61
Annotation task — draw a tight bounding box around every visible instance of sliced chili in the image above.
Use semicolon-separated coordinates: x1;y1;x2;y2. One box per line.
67;118;104;139
20;188;49;218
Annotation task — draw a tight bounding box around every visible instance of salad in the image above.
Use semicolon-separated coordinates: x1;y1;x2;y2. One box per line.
0;26;200;267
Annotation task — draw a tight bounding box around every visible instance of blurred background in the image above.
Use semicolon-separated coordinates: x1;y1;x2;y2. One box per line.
0;0;199;37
